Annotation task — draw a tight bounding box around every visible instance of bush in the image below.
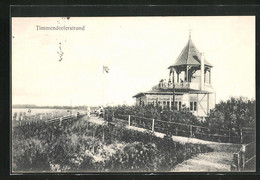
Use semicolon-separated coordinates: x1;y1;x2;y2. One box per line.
12;137;50;171
205;97;255;143
13;116;213;172
104;104;201;125
104;97;255;143
85;121;212;171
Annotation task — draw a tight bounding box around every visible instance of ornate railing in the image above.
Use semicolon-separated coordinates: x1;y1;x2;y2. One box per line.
152;82;191;90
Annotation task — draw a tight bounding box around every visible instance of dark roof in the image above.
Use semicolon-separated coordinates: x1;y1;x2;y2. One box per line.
133;89;183;98
133;89;213;98
168;36;213;68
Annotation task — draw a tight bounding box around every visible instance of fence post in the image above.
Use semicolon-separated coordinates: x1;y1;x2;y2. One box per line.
233;153;239;171
240;129;243;144
241;145;246;170
59;117;62;126
86;116;89;130
190;125;193;137
128;115;131;126
102;126;105;142
229;129;231;143
152;119;154;132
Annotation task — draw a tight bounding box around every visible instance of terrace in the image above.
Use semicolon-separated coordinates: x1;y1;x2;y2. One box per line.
152;82;200;91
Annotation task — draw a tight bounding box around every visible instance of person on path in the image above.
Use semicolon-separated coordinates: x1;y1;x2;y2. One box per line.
87;106;91;119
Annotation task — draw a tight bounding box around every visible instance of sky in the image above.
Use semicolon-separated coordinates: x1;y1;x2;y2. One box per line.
12;16;255;106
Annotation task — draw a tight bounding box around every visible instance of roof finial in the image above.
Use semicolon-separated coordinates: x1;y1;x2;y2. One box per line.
189;28;192;39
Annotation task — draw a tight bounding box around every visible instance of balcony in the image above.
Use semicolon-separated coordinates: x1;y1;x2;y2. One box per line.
152;82;199;90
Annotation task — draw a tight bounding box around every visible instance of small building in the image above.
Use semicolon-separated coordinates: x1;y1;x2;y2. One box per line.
133;34;216;118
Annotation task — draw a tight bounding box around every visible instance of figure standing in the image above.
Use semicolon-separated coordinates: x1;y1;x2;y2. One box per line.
87;106;91;119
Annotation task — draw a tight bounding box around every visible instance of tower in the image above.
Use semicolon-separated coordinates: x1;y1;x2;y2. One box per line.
133;32;216;118
168;33;214;93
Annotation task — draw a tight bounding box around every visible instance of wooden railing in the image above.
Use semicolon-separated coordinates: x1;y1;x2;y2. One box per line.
152;82;191;90
231;142;256;171
13;114;85;127
111;114;254;144
12;110;86;122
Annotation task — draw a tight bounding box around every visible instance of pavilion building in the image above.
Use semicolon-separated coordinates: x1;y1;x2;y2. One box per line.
133;34;216;118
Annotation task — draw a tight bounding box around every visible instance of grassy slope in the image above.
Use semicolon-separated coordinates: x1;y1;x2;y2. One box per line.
89;116;242;172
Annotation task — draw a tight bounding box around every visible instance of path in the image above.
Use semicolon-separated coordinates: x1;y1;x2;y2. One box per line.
86;115;241;172
172;143;241;172
87;115;105;125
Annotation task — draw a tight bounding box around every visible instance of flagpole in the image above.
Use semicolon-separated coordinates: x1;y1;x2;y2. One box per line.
70;99;72;116
102;66;104;107
102;66;109;107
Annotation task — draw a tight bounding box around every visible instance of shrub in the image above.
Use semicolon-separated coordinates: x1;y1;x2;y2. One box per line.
205;97;255;143
12;137;50;171
13;114;212;172
104;104;201;125
85;122;212;171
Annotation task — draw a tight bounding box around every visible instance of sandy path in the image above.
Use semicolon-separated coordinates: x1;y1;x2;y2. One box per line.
172;143;241;172
127;125;241;172
172;152;233;172
87;116;106;125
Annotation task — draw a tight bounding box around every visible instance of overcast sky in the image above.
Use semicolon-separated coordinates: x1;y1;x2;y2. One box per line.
12;16;255;106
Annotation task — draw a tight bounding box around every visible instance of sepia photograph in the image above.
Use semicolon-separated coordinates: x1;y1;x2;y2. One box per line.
11;16;255;173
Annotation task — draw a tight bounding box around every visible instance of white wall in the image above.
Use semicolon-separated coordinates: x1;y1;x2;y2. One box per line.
135;91;216;118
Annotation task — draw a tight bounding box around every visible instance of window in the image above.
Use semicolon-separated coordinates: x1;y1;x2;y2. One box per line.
190;101;197;111
194;102;197;111
173;101;182;111
190;102;193;110
174;101;178;110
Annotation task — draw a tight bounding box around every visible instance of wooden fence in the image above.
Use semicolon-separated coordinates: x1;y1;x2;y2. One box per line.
12;109;86;121
110;114;254;144
13;114;85;127
231;142;256;171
